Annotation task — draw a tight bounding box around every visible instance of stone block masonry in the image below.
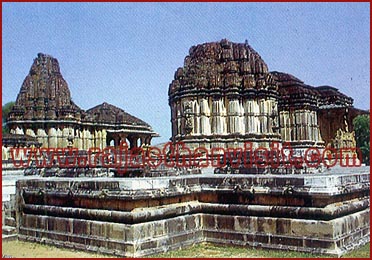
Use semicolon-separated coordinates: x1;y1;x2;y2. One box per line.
16;169;369;257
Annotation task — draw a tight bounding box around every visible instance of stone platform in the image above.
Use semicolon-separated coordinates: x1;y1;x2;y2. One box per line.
15;168;370;257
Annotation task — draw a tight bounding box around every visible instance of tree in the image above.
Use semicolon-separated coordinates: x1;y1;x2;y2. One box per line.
2;101;15;134
353;114;370;165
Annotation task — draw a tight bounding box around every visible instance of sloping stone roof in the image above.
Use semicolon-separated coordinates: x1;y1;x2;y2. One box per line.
316;85;353;106
273;71;319;98
270;71;304;86
86;102;150;127
272;71;353;109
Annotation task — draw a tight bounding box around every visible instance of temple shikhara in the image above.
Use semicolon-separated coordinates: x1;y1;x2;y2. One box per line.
2;40;369;257
169;39;365;152
6;42;366;155
6;53;158;151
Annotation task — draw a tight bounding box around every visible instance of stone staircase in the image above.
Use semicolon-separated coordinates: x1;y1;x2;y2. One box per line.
2;224;17;241
2;196;17;242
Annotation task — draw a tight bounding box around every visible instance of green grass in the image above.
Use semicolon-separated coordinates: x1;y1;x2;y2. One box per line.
343;243;370;258
149;242;370;258
2;240;370;258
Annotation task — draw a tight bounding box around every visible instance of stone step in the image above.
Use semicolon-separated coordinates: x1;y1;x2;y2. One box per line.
5;217;16;227
2;234;17;242
2;225;16;236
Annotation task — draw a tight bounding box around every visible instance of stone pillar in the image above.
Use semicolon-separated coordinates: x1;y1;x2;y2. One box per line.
193;100;200;135
280;111;290;141
268;100;278;134
314;112;323;143
73;129;79;149
258;99;267;133
2;146;9;160
300;111;305;140
62;128;70;148
134;137;139;148
314;112;319;142
56;128;63;147
244;100;255;133
183;100;194;135
118;134;127;147
82;129;92;150
128;136;138;149
48;127;57;148
90;130;95;149
302;110;308;140
306;111;311;141
228;99;243;134
37;129;48;148
140;136;146;146
290;113;295;141
239;102;245;134
311;111;316;141
77;130;83;150
88;129;93;149
15;127;24;135
211;99;218;133
221;99;227;134
199;98;211;135
171;103;178;138
82;129;87;149
211;98;227;134
253;100;260;133
176;101;182;136
95;130;102;149
295;111;301;140
26;129;36;137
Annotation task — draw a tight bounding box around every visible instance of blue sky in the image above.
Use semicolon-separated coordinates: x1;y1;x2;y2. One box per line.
2;2;370;144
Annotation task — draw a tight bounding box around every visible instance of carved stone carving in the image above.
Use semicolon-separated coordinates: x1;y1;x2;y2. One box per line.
169;39;362;151
7;53;158;149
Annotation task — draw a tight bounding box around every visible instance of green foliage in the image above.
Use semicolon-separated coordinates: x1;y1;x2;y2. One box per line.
353;114;370;165
2;101;15;134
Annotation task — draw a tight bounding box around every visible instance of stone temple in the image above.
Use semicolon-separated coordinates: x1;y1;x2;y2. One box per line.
2;40;370;258
169;39;366;152
6;53;158;150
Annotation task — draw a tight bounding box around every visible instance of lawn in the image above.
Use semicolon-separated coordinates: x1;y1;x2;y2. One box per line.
150;242;370;258
2;240;370;258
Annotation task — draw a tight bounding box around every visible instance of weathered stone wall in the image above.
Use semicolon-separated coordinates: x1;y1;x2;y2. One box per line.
15;170;370;257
